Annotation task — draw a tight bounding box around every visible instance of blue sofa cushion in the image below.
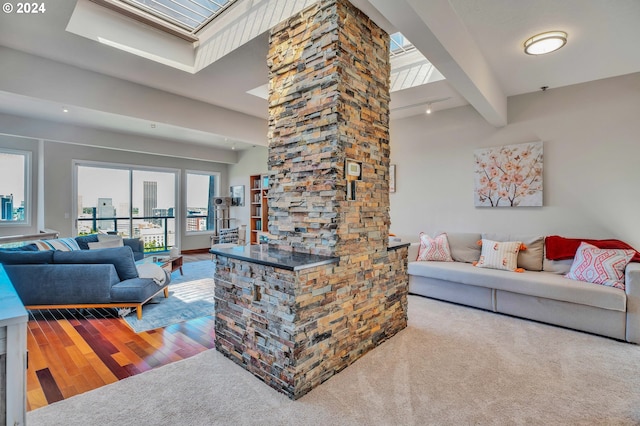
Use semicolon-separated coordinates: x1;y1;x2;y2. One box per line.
0;243;39;252
111;277;165;302
5;264;119;305
0;250;54;264
53;246;139;281
123;238;145;261
75;234;99;250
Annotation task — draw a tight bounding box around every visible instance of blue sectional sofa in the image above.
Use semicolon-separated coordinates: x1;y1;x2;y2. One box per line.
0;245;170;319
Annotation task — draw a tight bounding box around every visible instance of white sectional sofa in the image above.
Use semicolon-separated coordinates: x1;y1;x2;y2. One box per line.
407;233;640;343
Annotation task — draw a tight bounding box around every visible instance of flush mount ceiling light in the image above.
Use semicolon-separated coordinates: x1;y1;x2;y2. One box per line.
524;31;567;55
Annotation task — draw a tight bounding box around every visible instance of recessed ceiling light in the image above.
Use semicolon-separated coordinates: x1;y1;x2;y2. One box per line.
524;31;567;55
62;108;69;113
150;123;156;128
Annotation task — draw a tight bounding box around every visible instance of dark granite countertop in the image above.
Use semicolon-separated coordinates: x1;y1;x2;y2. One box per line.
210;245;339;271
388;241;410;250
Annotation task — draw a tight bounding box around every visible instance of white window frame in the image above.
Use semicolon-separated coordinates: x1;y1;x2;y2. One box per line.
73;160;180;240
0;148;31;227
185;170;220;235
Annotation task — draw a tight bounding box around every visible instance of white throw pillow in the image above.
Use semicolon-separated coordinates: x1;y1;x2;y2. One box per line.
97;234;124;245
475;239;522;272
88;239;123;250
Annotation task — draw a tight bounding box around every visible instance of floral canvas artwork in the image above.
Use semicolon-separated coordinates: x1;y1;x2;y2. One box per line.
474;141;543;207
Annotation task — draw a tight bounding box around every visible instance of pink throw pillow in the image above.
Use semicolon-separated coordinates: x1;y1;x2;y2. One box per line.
565;242;634;290
417;233;453;262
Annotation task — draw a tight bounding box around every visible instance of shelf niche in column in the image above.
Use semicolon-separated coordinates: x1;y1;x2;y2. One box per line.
249;174;269;244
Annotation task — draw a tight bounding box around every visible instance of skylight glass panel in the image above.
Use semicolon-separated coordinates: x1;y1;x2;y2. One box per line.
390;32;415;57
121;0;238;33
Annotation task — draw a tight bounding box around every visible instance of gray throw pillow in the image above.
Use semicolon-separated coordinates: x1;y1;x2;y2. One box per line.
445;232;482;263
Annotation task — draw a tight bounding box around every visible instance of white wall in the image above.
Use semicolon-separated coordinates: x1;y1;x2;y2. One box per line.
0;112;237;164
228;146;269;236
390;72;640;249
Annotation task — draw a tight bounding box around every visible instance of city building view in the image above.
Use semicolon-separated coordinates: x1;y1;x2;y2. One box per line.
75;166;216;252
1;194;25;222
0;150;27;222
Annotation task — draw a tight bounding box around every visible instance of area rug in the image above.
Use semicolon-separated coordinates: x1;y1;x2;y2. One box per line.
28;295;640;425
123;260;215;333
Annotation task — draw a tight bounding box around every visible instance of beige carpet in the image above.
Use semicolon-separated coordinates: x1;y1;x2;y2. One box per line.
28;295;640;425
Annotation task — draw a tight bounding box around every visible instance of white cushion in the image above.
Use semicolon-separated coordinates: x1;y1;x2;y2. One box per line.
97;234;124;244
88;239;123;250
483;233;544;271
475;239;522;272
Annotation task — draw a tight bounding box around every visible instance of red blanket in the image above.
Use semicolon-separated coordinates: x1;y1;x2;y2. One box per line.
545;235;640;263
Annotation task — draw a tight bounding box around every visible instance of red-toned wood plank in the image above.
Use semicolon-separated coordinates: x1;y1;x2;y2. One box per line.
35;368;64;404
73;320;133;380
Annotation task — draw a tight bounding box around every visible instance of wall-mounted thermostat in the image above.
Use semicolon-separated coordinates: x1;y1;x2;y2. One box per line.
347;161;361;177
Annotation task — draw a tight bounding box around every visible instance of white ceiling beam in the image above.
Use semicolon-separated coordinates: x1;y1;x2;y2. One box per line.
364;0;508;127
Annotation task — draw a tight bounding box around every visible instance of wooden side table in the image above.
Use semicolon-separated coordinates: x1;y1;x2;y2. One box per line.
150;255;183;276
166;256;183;275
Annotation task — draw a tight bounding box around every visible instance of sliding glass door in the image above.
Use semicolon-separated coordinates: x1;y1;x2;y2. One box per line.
76;162;177;252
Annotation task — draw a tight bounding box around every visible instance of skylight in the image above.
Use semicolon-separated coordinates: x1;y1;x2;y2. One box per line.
120;0;238;34
390;32;415;57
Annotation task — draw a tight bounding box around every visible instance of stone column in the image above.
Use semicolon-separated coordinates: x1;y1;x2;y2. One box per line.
214;0;407;401
263;0;405;398
268;0;391;259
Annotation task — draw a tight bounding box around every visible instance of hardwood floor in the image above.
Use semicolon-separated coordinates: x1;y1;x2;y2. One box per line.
25;253;216;411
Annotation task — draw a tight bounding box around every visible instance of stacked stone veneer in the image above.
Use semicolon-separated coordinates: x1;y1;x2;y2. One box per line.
267;0;391;258
214;0;408;400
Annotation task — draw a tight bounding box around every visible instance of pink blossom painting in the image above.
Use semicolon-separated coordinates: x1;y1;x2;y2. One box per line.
474;141;543;207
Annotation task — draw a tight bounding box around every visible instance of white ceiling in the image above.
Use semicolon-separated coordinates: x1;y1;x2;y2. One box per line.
0;0;639;151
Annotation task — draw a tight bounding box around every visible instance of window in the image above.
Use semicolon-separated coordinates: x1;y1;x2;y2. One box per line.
121;0;238;33
186;171;218;233
75;162;177;253
0;149;30;225
390;32;415;57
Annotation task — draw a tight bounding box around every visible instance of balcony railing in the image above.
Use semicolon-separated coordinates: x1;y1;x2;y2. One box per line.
77;213;215;252
77;215;176;252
